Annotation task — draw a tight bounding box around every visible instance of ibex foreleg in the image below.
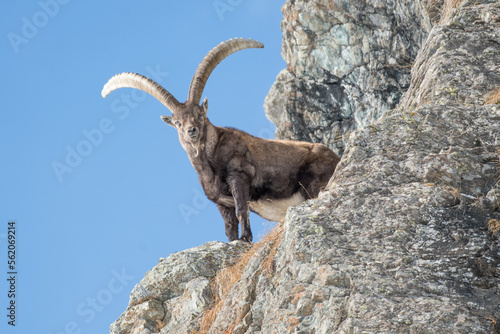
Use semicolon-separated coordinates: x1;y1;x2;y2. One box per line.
229;174;252;242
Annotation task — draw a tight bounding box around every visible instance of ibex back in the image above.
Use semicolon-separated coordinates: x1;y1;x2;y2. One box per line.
102;38;340;242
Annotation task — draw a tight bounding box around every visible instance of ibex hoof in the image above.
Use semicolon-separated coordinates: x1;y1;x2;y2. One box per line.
240;235;253;243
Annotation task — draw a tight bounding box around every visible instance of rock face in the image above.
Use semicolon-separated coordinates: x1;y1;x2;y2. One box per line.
110;241;250;334
264;0;435;155
401;0;500;109
111;0;500;333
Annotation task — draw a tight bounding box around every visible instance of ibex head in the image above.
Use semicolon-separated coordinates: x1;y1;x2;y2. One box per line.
102;38;264;152
160;98;209;152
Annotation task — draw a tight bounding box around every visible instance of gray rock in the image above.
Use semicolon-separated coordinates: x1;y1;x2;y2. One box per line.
110;241;250;334
487;189;500;211
264;0;435;155
401;0;500;109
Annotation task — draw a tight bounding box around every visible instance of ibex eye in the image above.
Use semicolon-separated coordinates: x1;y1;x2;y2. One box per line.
174;121;181;127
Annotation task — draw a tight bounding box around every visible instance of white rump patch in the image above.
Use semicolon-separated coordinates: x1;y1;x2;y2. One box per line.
249;192;305;222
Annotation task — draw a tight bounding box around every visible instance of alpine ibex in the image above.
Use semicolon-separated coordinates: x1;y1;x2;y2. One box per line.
102;38;340;242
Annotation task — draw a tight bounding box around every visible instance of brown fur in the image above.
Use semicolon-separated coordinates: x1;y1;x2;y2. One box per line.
103;39;340;242
163;100;340;242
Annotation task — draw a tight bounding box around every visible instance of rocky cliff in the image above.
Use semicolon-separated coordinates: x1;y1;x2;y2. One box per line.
111;0;500;333
264;0;435;155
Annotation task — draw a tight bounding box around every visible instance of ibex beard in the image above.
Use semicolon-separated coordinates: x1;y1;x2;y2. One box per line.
102;38;340;242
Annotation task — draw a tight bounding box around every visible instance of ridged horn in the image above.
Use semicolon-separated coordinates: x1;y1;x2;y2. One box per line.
101;72;181;112
187;38;264;105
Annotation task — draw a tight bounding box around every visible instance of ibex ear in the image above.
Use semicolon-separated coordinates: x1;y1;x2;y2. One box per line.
161;115;175;128
201;97;208;115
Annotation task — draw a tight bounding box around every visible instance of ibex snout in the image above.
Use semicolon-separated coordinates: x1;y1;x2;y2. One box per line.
187;126;198;137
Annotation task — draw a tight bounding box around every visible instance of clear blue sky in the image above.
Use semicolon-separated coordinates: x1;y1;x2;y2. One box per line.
0;1;284;333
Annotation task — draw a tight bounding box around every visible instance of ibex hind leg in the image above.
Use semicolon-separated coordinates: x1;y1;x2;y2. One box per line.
217;205;239;242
